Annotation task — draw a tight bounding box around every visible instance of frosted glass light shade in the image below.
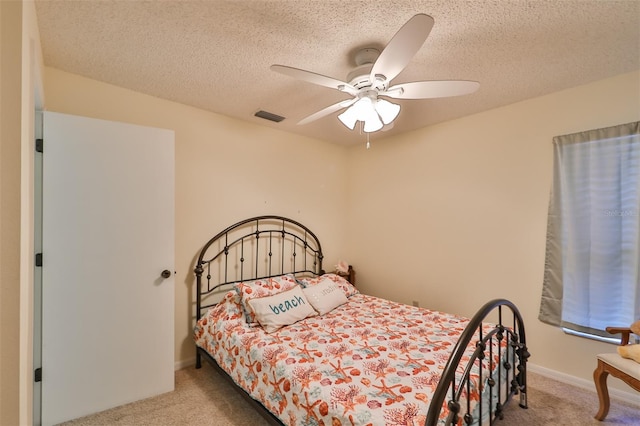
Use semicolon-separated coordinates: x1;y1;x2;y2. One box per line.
363;109;383;132
337;97;399;133
338;97;371;129
375;99;401;125
337;107;358;130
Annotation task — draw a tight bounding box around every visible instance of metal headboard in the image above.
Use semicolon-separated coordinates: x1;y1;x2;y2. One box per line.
194;215;324;320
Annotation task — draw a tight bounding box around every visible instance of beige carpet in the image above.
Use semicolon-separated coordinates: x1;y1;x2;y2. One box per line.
62;362;639;425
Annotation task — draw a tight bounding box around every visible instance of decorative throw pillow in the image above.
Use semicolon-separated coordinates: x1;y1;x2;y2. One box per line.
248;285;316;333
234;274;298;325
299;273;359;298
209;289;244;321
302;277;348;315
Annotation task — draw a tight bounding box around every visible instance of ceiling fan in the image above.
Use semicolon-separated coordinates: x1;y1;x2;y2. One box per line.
271;14;479;133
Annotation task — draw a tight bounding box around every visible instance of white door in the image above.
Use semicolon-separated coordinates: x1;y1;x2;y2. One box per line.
41;112;175;425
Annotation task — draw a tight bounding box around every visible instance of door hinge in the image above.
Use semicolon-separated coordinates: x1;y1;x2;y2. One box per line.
36;138;43;153
34;368;42;383
35;253;43;267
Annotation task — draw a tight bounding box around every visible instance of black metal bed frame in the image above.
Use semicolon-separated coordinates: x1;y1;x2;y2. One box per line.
194;216;324;363
425;299;530;425
194;215;529;426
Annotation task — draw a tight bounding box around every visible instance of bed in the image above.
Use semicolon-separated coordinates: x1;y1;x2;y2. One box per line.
194;215;529;425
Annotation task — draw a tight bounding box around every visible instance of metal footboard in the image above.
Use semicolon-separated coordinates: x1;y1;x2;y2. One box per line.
425;299;530;426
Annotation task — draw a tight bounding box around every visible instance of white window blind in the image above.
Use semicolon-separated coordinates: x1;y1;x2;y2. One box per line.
539;122;640;338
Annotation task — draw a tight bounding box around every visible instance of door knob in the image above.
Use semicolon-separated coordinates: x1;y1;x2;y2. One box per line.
161;270;172;279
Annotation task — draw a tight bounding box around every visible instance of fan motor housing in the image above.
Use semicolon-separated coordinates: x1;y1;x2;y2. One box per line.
348;48;386;89
347;64;374;88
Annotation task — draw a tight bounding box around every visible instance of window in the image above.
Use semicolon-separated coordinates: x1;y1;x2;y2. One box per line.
539;121;639;339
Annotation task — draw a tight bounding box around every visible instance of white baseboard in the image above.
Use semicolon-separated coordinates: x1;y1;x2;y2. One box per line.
527;362;640;407
175;357;196;371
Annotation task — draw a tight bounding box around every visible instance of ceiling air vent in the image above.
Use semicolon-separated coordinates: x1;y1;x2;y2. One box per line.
254;110;285;123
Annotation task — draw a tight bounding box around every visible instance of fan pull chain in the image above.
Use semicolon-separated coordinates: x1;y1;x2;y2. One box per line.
366;133;370;149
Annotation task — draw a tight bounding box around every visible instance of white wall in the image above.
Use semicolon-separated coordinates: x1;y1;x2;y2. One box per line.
346;70;640;397
43;67;351;366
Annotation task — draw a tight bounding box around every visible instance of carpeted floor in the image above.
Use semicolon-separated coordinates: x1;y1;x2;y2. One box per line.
62;362;639;425
500;370;639;425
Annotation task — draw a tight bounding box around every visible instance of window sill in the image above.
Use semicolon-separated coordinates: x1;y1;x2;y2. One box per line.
562;328;633;345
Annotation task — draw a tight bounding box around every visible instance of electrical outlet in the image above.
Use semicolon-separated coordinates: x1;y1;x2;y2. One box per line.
412;301;419;307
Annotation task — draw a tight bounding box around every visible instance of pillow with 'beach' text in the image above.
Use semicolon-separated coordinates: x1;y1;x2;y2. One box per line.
248;285;316;333
234;274;298;326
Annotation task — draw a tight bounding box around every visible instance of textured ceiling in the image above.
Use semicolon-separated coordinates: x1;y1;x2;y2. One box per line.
35;0;640;146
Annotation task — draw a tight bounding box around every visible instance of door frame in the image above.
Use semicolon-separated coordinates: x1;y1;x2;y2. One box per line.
33;110;43;425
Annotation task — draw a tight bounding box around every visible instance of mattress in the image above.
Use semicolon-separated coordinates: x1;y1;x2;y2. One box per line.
195;285;509;426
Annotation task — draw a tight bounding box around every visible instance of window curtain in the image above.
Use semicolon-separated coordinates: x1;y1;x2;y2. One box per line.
539;121;640;337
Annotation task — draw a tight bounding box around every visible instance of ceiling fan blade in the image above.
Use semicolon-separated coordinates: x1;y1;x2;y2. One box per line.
369;14;434;85
298;98;357;125
271;65;358;95
384;80;480;99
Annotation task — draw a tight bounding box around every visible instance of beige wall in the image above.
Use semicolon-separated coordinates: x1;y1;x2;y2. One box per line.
346;70;640;396
1;0;43;424
43;67;351;367
1;2;24;424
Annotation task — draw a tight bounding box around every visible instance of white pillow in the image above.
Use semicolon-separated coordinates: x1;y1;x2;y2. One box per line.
248;285;316;333
302;277;348;315
299;273;359;298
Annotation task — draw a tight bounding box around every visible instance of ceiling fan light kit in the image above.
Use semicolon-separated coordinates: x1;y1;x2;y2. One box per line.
271;13;479;139
337;92;401;132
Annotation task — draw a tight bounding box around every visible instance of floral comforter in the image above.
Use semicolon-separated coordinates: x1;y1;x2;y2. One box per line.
194;290;504;426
